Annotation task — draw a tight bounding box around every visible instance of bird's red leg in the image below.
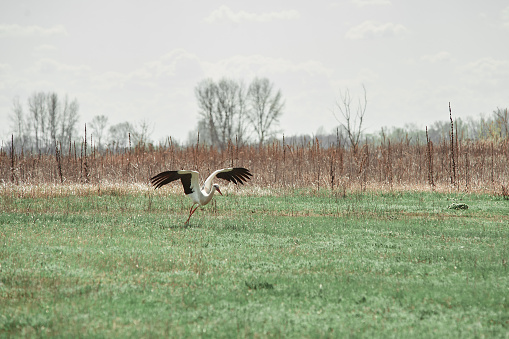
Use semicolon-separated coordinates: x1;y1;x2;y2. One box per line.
184;204;199;224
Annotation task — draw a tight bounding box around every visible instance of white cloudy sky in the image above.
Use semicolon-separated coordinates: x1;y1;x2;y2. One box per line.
1;0;508;143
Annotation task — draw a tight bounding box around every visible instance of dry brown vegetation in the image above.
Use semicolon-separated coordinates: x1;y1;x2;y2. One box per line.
2;135;508;196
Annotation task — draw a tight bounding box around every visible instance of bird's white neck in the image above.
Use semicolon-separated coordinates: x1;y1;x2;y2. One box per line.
199;185;217;205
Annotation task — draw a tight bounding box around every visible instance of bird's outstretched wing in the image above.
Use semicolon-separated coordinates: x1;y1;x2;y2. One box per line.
150;170;199;195
203;167;253;192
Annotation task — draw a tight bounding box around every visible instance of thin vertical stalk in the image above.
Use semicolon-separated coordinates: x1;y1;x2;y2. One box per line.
449;103;456;186
11;134;15;183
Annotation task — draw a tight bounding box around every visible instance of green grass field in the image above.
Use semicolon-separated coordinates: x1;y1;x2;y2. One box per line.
1;186;508;337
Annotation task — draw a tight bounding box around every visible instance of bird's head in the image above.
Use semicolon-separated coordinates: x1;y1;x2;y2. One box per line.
213;184;223;195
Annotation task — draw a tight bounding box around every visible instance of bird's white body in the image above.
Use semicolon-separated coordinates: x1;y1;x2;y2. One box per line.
184;170;221;206
188;185;217;206
150;167;252;224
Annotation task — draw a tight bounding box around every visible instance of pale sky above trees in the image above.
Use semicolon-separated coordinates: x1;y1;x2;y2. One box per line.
1;0;508;143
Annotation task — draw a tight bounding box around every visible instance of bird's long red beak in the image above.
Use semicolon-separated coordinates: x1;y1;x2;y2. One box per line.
216;187;223;195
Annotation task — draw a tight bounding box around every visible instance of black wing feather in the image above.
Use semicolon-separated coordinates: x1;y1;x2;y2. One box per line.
216;167;253;185
179;174;193;194
150;171;194;194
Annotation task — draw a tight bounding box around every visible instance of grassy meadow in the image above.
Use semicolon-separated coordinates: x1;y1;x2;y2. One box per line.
1;184;508;337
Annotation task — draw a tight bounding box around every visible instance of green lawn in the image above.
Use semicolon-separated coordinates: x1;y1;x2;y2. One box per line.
1;186;508;337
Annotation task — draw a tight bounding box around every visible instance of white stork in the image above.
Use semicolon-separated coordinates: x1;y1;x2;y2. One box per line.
150;167;252;224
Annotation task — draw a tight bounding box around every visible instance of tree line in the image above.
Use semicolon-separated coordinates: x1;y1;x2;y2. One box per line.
306;107;509;151
88;116;153;151
5;84;507;154
7;91;155;153
190;77;284;149
9;92;80;152
372;107;509;145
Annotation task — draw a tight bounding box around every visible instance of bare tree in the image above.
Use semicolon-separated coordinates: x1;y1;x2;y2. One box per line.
494;107;508;139
107;122;135;149
195;79;220;146
187;119;211;145
10;96;27;148
7;92;80;153
47;92;59;145
60;96;80;146
28;92;46;151
59;97;69;146
194;77;283;147
89;115;109;150
235;83;249;145
247;77;284;146
194;78;248;149
215;78;243;148
132;119;154;146
333;84;367;152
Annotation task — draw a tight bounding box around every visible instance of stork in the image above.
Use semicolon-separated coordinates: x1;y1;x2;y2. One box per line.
150;167;252;224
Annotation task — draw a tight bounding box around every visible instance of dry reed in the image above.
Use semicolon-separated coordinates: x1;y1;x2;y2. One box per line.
1;135;508;195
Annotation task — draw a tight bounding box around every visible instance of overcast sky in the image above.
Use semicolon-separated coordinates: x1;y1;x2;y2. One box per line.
1;0;508;143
